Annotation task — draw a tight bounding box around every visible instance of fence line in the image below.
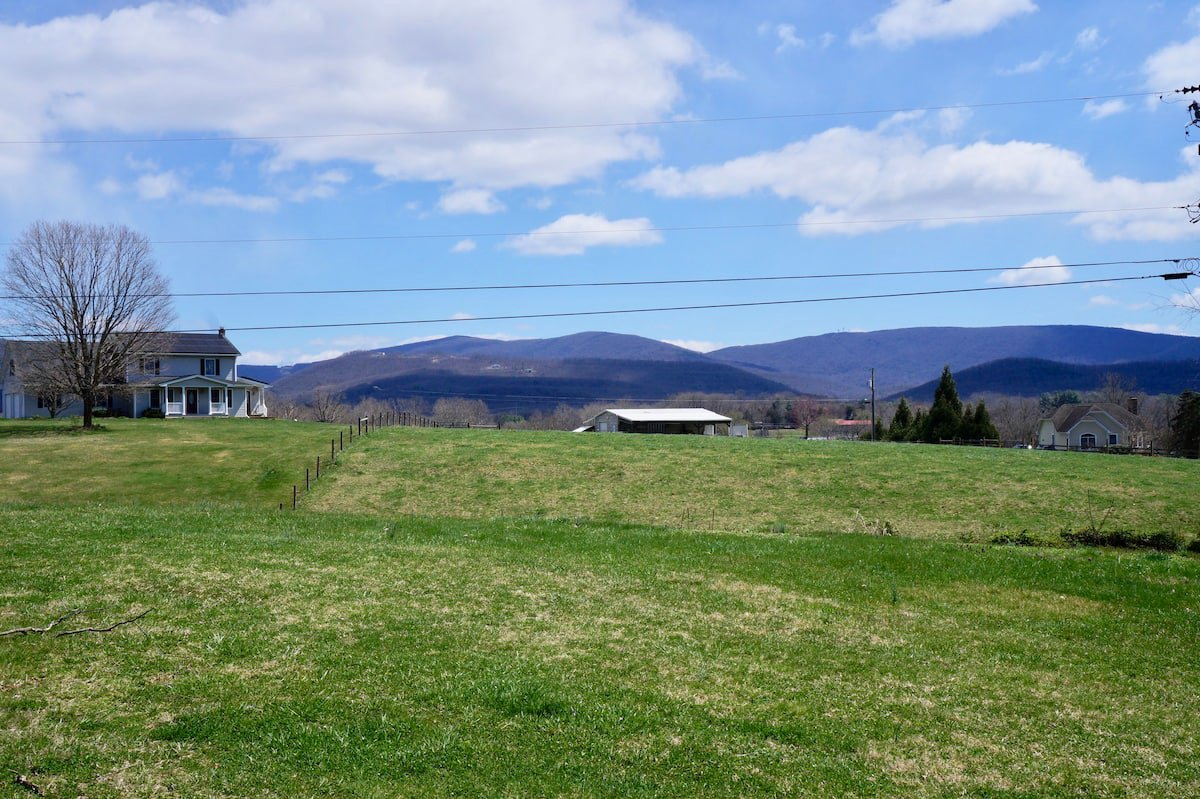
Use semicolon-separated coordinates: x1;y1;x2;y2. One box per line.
283;410;440;511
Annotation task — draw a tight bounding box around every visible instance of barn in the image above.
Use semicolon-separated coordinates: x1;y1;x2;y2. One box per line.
574;408;733;436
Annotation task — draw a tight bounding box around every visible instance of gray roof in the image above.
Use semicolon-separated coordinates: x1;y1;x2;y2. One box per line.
1047;403;1143;433
159;333;240;356
2;333;240;357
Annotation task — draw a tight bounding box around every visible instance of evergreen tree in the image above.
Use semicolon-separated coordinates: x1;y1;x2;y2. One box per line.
924;365;963;442
910;408;928;442
972;400;999;440
1170;391;1200;458
888;397;913;441
959;403;978;439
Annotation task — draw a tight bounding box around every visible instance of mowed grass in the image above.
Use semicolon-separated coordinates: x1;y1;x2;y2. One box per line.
2;505;1199;798
0;417;343;508
311;427;1200;540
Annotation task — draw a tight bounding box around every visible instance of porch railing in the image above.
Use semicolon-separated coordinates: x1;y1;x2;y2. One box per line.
166;402;184;415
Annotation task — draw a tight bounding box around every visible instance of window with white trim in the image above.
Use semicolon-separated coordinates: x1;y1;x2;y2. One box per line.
202;358;218;376
1108;433;1118;446
1080;433;1097;449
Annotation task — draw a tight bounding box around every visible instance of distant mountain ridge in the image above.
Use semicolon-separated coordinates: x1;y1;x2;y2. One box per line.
709;325;1200;396
892;357;1200;401
246;325;1200;408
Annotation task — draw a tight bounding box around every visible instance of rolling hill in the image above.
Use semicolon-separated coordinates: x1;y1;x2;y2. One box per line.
710;325;1200;396
247;325;1200;408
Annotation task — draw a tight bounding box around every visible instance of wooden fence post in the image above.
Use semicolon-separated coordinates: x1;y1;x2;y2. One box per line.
316;455;321;479
293;485;297;510
332;439;336;460
340;431;344;451
306;468;310;492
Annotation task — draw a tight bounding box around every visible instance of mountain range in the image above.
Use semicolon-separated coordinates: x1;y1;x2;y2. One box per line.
241;325;1200;412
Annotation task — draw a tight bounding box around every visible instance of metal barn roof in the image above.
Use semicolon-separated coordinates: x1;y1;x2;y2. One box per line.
598;408;733;424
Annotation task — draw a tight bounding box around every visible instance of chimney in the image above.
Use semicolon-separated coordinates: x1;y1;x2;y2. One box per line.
1126;396;1139;416
218;327;226;338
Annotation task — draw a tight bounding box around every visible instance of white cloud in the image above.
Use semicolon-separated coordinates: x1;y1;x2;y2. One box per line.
661;339;722;352
630;117;1200;242
451;239;477;253
450;312;475;320
998;51;1053;75
938;107;971;135
699;59;741;80
288;169;350;201
1144;33;1200;91
818;32;837;49
0;2;700;194
97;177;123;195
1121;322;1190;335
505;213;663;256
1170;285;1200;310
852;0;1037;48
1075;26;1103;51
438;188;505;215
135;170;182;200
775;24;805;52
188;187;279;212
1083;99;1129;120
990;256;1070;286
1089;294;1119;306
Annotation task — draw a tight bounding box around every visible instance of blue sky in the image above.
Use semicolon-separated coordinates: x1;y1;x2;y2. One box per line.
1;0;1199;365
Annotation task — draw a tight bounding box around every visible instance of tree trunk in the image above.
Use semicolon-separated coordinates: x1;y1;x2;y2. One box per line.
82;390;94;430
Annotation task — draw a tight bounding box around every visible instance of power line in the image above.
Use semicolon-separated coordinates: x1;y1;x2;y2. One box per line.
0;206;1181;250
30;272;1159;337
0;90;1165;146
0;257;1184;301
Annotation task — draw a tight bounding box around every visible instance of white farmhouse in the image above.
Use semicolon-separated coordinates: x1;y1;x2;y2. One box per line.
1;331;269;419
1036;401;1143;450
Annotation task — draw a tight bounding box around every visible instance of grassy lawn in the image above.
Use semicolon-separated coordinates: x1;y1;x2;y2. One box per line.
310;427;1200;540
2;505;1198;798
0;417;345;508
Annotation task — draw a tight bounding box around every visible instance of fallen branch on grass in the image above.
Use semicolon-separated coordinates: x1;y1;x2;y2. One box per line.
0;609;83;637
10;770;43;795
0;608;153;639
56;608;153;637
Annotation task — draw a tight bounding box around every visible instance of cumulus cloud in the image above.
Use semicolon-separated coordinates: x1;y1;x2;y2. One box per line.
450;239;477;253
135;170;182;200
504;213;663;256
1089;294;1119;306
1121;322;1190;335
774;24;805;52
998;51;1053;75
630;117;1200;242
990;256;1070;286
438;188;505;215
1144;33;1200;95
1083;99;1129;120
0;1;699;194
188;187;279;212
852;0;1037;48
661;339;722;352
1075;26;1103;51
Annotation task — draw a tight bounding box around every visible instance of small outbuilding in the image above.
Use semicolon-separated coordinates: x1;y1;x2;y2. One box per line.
574;408;733;436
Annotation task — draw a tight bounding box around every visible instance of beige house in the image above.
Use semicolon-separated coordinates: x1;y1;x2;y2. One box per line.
1036;402;1144;450
574;408;732;436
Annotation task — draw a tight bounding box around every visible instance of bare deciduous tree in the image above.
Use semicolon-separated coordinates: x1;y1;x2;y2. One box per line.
308;388;348;423
3;221;173;429
989;396;1043;444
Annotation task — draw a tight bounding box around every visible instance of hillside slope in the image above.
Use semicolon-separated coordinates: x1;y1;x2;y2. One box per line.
711;325;1200;396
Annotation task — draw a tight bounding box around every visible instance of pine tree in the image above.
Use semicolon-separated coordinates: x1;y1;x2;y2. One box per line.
973;400;999;440
888;397;913;441
910;408;928;442
1171;391;1200;458
924;365;963;442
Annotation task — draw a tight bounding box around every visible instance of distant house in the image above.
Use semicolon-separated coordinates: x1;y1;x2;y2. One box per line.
574;408;732;436
1036;401;1144;450
1;331;269;419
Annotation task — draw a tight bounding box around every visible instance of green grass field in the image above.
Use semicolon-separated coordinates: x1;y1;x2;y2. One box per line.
1;419;1198;797
310;427;1200;541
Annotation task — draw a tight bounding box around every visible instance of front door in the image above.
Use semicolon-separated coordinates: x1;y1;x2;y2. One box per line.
185;389;198;415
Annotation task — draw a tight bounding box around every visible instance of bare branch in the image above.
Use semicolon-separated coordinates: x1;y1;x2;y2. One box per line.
10;770;43;796
55;608;153;637
0;608;84;638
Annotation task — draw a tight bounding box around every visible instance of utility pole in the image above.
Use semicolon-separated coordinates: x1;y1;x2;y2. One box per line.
869;368;876;442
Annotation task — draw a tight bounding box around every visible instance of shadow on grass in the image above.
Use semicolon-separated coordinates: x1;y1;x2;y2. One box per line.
0;421;112;438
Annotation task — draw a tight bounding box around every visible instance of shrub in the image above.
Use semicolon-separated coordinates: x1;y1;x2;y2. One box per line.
142;408;165;419
991;530;1040;547
1060;529;1183;552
